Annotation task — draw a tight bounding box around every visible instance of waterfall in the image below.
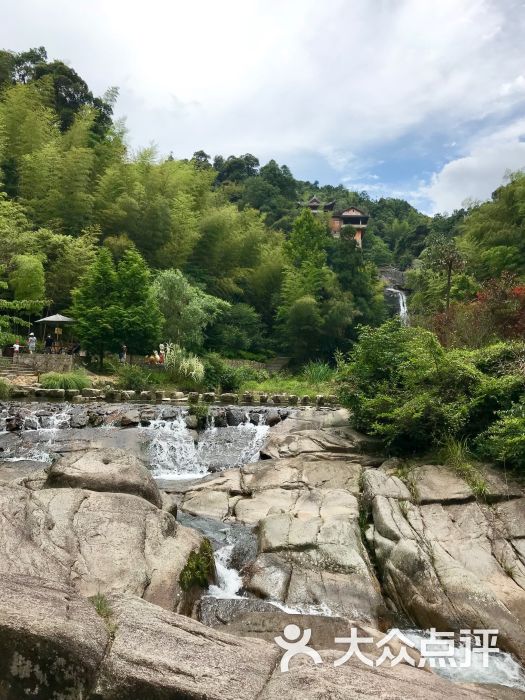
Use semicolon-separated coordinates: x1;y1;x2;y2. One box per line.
207;545;243;599
386;287;409;325
146;415;269;480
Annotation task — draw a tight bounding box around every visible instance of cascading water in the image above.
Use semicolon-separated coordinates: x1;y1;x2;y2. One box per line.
146;415;208;480
386;287;409;325
147;415;269;480
207;545;243;599
404;629;525;691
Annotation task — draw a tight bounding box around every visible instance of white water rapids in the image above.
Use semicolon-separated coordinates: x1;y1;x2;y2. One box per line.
147;416;269;480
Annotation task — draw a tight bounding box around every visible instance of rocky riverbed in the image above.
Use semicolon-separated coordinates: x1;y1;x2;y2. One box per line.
0;401;524;698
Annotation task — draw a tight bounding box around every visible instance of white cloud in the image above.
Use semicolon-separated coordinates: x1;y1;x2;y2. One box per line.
420;118;525;213
1;0;525;203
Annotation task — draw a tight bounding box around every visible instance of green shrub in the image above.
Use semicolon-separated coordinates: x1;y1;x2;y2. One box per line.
476;399;525;470
471;341;525;376
0;378;11;400
116;364;153;392
337;319;525;455
202;353;268;392
179;539;215;591
40;371;91;391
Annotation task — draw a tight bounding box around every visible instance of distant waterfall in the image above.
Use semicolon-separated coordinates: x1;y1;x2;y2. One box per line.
386;287;409;325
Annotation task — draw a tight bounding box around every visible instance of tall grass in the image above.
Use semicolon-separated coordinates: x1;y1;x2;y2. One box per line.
40;371;91;391
301;361;335;388
438;436;488;498
0;378;11;400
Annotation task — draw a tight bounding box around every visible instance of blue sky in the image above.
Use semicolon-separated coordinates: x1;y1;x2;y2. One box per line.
2;0;525;214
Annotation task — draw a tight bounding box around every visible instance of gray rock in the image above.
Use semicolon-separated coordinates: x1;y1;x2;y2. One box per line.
245;553;292;601
0;484;202;612
70;410;89;428
0;574;109;699
94;593;280;700
46;447;162;507
120;410;140;427
265;409;281;427
226;408;244;426
220;393;239;404
202;392;216;403
185;414;199;430
81;388;102;398
45;388;65;399
413;464;474;504
362;468;411;503
260;650;499;700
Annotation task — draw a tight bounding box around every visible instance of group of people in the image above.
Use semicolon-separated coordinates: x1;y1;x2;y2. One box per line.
146;343;166;365
11;333;75;358
12;333;40;358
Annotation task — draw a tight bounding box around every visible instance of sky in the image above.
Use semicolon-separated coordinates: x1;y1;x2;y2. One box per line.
2;0;525;214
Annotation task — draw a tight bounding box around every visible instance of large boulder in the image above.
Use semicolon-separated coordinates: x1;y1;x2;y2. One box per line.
0;573;108;699
0;484;202;611
45;448;162;507
93;593;280;700
369;494;525;662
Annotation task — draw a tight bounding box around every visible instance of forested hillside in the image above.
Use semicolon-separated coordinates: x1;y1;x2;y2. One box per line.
1;46;525;372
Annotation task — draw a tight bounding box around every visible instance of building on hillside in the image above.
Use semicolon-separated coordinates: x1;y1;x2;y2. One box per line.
330;206;369;247
301;197;369;248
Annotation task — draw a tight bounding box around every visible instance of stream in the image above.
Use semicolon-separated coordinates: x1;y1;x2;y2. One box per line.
1;401;524;692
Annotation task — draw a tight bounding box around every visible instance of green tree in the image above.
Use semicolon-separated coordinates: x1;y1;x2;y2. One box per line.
71;248;119;368
421;233;465;312
115;249;162;357
9;254;45;302
152;268;226;350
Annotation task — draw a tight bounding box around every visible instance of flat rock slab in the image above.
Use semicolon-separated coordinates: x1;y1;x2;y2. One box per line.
0;573;108;699
261;427;376;460
95;593;280;700
414;464;474;504
241;454;364;494
46;447;162;507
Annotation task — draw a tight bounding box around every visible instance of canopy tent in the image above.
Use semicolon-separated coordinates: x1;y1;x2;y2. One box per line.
35;314;75;324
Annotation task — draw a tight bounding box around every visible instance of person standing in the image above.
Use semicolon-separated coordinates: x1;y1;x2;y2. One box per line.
44;335;53;354
12;339;20;361
27;333;36;354
119;344;127;363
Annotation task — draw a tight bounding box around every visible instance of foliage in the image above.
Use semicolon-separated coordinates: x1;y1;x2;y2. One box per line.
240;371;332;397
202;353;268;392
152;269;227;350
476;398;525;471
115;364;153;392
206;303;266;355
179;539;215;591
40;371;91;391
301;361;335;388
71;248;161;367
0;378;11;400
337;320;525;453
164;344;205;386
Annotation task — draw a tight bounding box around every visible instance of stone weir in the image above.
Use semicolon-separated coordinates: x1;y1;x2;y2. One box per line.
0;402;524;698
